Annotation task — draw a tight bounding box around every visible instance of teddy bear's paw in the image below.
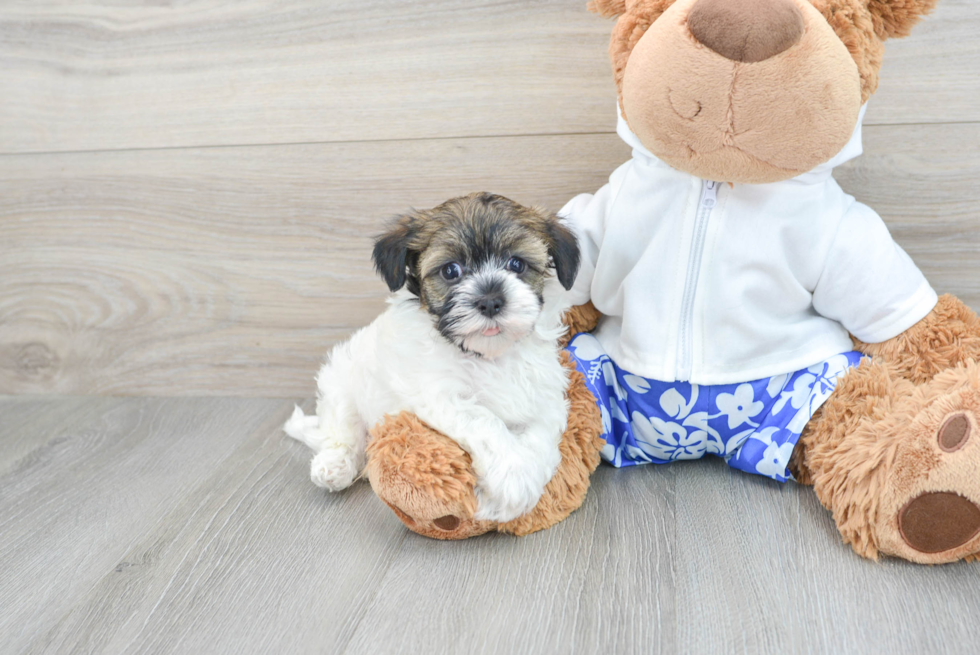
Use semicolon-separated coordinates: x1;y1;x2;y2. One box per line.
874;365;980;563
365;411;498;540
309;447;359;491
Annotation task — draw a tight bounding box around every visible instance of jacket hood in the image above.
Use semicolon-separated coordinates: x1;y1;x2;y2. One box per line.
616;104;868;186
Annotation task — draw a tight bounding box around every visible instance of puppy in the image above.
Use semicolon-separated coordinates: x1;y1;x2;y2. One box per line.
284;192;581;522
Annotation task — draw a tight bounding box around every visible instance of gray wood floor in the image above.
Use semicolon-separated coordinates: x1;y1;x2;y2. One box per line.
3;395;978;655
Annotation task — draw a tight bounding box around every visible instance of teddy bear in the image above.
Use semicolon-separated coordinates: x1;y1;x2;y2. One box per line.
367;0;980;563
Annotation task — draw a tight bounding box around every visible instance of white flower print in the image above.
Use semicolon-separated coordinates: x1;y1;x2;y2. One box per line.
714;383;764;429
629;385;724;460
610;401;629;424
625;444;653;463
600;404;612;435
750;427;795;479
659;387;693;417
720;427;756;457
683;410;729;455
623;374;651;395
570;334;606;361
602;360;628;402
811;354;855;393
757;443;795;478
631;412;707;460
766;372;789;400
771;373;816;417
784;354;855;433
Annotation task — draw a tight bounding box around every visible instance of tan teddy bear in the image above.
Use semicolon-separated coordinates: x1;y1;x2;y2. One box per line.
368;0;980;564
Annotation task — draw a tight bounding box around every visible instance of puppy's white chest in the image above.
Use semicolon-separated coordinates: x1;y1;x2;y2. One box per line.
467;345;566;425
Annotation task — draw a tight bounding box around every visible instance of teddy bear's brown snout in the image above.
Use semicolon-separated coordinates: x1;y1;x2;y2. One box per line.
620;0;863;184
687;0;805;64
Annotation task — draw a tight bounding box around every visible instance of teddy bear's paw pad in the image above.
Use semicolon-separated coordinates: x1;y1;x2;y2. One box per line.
381;498;489;540
938;412;972;452
896;411;980;555
433;515;461;531
899;491;980;554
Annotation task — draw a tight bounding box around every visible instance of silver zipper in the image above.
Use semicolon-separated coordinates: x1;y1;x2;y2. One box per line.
675;179;718;381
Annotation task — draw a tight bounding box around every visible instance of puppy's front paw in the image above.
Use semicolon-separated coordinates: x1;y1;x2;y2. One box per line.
310;447;358;491
473;454;551;523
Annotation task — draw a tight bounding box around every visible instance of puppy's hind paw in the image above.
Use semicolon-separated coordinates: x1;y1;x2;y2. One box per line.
310;447;358;491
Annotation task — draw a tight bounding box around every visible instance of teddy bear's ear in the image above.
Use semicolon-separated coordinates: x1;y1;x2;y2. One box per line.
866;0;938;39
587;0;628;19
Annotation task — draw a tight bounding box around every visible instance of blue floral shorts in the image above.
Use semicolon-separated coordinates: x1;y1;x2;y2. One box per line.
566;333;864;482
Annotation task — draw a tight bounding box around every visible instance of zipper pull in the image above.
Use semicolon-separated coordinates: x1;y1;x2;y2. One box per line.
701;180;718;209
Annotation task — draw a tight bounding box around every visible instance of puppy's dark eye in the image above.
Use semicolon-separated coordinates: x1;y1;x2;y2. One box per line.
440;262;462;281
506;257;526;274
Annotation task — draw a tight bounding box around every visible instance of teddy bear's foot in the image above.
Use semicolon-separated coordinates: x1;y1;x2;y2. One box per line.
365;411;497;540
798;358;980;563
364;352;603;540
871;364;980;563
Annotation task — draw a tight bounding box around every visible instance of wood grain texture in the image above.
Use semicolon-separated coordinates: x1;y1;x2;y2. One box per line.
865;0;980;127
24;401;409;655
0;395;108;472
0;133;630;397
0;0;976;155
674;458;980;655
0;0;614;154
2;122;977;397
6;396;980;654
0;396;294;654
343;465;676;655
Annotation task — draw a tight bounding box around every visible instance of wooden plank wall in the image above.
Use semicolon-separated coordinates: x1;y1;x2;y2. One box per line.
1;0;978;397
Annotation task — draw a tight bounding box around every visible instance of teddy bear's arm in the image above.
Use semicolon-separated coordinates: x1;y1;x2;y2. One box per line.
559;301;602;348
853;294;980;385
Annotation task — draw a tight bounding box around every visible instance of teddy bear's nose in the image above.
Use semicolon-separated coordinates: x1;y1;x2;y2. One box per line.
688;0;806;63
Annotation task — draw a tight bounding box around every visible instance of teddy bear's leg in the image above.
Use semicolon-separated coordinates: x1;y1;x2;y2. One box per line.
864;362;980;563
365;353;603;540
791;358;914;556
793;357;980;563
365;411;497;540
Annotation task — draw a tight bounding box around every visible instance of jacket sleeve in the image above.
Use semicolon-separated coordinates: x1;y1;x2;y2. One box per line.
557;181;616;307
811;199;938;343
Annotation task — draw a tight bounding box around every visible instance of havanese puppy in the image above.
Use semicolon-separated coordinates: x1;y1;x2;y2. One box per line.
284;192;580;522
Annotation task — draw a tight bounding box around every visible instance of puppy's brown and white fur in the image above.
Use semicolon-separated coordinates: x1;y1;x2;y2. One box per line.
285;193;580;522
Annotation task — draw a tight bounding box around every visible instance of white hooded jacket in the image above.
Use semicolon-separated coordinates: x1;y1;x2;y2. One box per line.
560;106;938;385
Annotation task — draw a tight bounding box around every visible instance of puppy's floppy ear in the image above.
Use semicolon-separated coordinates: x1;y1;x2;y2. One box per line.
545;217;581;291
588;0;627;18
372;211;424;293
866;0;937;39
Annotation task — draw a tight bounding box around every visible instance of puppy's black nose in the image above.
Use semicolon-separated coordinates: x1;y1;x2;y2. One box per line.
476;293;505;318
